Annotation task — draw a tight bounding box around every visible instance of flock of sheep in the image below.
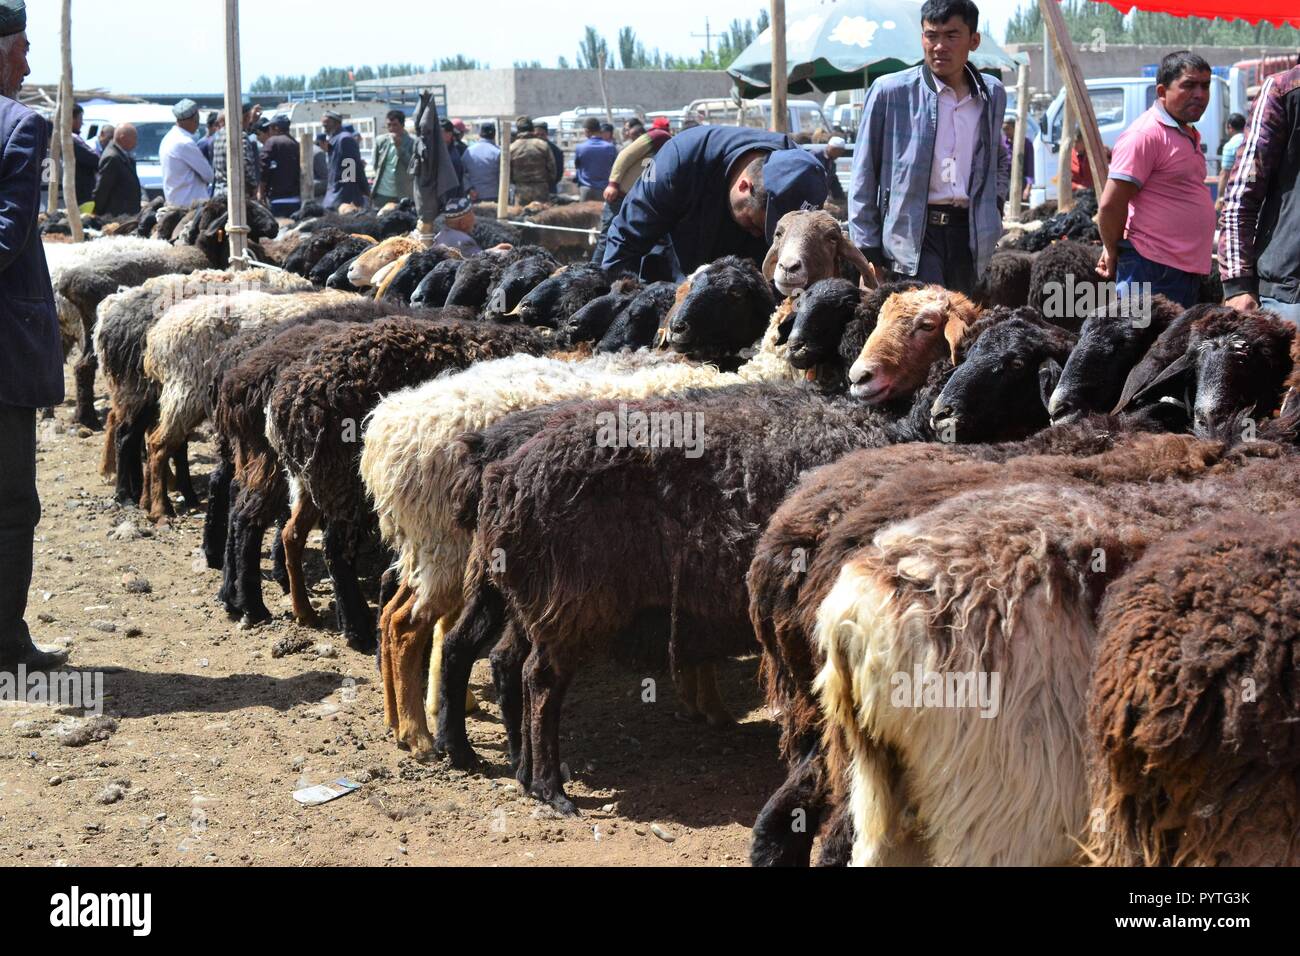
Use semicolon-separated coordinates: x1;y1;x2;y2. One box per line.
42;190;1299;867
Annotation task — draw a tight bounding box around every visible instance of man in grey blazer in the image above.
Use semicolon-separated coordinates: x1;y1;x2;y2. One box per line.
0;1;70;671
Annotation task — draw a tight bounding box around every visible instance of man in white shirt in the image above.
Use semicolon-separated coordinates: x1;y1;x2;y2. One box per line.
159;98;213;208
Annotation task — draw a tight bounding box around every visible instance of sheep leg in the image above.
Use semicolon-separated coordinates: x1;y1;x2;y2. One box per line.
523;642;577;816
436;587;506;768
281;495;322;628
387;585;437;757
672;662;704;723
694;662;735;727
217;478;242;615
171;444;200;511
270;519;289;594
322;521;377;653
815;801;855;867
750;745;825;867
73;352;100;430
113;411;150;506
144;430;175;522
234;513;272;626
516;657;534;789
489;620;529;772
378;582;411;734
203;457;234;570
99;408;118;478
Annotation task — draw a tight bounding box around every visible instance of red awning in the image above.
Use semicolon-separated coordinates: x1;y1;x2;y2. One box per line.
1090;0;1300;29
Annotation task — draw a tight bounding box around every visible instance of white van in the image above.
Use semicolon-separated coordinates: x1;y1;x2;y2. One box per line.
79;103;206;202
684;97;830;137
1030;75;1229;205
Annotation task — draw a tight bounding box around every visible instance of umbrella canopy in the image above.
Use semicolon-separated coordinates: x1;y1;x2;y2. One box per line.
1090;0;1300;28
727;0;1022;98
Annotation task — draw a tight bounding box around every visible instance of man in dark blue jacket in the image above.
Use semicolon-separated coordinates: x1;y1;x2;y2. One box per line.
601;125;829;282
0;3;71;672
322;110;369;209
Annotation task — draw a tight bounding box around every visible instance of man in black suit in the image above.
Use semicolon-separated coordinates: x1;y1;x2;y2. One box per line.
0;0;71;671
93;123;142;216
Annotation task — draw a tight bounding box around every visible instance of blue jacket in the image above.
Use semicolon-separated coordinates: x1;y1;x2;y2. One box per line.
324;129;369;209
849;63;1009;278
462;140;500;200
574;136;617;188
0;97;63;409
603;125;797;281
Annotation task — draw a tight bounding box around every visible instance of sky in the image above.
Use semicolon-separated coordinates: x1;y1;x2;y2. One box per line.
25;0;1029;93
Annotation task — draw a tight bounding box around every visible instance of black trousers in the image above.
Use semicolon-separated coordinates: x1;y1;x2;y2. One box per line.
914;207;977;296
0;404;39;662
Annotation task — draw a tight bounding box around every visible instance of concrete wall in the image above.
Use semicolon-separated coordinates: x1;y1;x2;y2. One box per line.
1004;43;1299;96
356;68;735;119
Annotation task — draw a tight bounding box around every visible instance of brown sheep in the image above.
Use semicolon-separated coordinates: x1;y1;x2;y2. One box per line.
1086;508;1300;866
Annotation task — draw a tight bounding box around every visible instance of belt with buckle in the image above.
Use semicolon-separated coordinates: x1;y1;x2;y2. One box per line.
927;205;968;227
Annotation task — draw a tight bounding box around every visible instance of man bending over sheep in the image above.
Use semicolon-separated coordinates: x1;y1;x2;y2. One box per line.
600;125;829;282
849;0;1009;296
0;1;70;673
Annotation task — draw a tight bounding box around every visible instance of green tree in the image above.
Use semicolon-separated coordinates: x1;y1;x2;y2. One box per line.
1004;0;1299;46
577;25;609;69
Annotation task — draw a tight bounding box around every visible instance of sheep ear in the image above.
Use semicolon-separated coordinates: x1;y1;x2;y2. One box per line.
762;244;779;283
1115;352;1195;413
943;316;969;365
1038;358;1063;413
837;232;878;289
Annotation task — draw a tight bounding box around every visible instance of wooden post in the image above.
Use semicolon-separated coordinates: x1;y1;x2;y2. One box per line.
497;115;511;218
223;0;249;270
596;52;614;127
59;0;84;241
1057;93;1074;212
1039;0;1107;190
770;0;788;133
46;97;61;216
298;130;314;206
1009;62;1029;220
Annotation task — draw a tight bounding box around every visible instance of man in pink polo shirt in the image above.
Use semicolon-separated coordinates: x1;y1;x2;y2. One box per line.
1096;51;1215;308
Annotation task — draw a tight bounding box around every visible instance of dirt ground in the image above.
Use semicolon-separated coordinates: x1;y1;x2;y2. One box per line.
0;358;788;867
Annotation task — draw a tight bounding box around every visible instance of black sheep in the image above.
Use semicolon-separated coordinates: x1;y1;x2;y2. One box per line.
596;281;677;352
511;263;610;328
559;278;641;346
973;250;1034;309
663;255;776;356
1048;294;1184;424
1027;239;1103;332
411;258;464;308
444;245;550;311
283;226;350;276
310;237;374;286
930;308;1078;444
486;252;560;317
378;246;463;304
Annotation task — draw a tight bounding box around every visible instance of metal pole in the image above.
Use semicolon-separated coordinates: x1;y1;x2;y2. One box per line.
224;0;249;270
770;0;788;133
59;0;84;241
1009;62;1029;220
46;96;61;217
497;115;511;218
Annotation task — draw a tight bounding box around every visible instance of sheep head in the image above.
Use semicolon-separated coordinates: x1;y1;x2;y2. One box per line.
762;210;877;296
1049;294;1184;425
782;278;862;374
1187;307;1297;440
662;256;776;356
850;287;975;404
348;236;421;288
492;254;561;317
930;309;1078;443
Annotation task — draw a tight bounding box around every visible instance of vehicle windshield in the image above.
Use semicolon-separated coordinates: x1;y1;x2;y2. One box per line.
131;122;177;164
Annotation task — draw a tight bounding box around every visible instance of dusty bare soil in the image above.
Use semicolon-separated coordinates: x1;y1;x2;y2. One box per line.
0;361;786;867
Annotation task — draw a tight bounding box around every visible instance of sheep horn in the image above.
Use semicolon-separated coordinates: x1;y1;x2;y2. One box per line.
837;231;878;290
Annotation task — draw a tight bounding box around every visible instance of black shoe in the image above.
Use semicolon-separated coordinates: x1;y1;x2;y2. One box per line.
0;644;70;672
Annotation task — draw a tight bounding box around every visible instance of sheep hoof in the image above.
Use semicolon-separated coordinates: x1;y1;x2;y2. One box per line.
397;732;437;762
528;784;578;818
437;737;481;771
674;708;706;725
345;633;378;655
240;608;272;629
